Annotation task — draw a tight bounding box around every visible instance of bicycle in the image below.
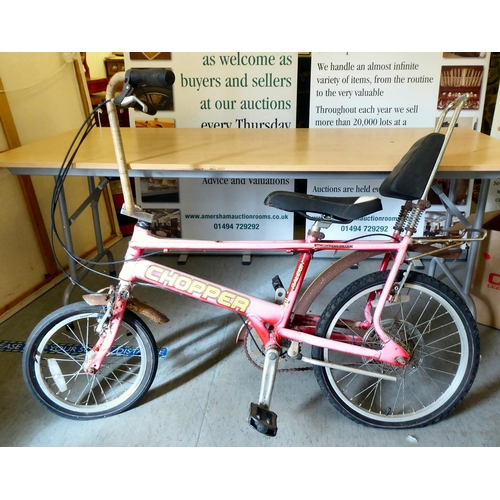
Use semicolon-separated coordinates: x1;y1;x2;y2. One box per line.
22;69;483;437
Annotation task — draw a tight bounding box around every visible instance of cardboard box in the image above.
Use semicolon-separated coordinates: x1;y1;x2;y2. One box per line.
465;211;500;329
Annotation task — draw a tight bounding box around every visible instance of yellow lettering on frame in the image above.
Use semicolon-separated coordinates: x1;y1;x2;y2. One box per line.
217;291;235;308
174;276;192;291
188;280;207;295
202;286;221;300
232;296;250;313
145;265;164;281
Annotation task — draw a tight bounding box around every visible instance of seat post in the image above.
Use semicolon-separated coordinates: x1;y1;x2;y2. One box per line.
307;218;333;242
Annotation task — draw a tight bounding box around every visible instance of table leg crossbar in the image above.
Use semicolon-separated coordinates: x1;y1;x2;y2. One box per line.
56;176;116;304
428;178;491;317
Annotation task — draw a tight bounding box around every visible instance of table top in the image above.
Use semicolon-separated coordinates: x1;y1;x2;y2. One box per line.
2;127;500;178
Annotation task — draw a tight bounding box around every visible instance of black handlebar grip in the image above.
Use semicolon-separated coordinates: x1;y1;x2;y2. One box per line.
125;68;175;88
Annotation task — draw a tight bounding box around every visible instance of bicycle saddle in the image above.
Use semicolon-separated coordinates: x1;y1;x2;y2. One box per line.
264;191;382;223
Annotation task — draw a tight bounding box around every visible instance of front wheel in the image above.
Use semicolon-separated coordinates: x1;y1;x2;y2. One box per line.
22;302;158;420
312;271;480;429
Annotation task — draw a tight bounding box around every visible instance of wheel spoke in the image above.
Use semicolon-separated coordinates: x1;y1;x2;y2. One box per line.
23;304;158;419
313;270;479;428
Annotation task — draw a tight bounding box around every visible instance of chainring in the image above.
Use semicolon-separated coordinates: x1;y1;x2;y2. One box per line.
240;323;311;372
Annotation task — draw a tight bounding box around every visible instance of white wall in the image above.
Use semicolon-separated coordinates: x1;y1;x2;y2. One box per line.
492;92;500;140
0;52;116;320
86;52;113;79
0;53;85;143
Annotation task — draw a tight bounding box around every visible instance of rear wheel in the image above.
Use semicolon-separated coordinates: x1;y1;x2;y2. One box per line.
22;302;158;419
312;271;480;429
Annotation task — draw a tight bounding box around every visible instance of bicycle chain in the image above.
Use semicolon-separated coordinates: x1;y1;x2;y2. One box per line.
242;329;312;373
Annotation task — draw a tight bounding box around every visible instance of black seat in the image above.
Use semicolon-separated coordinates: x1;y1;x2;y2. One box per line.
379;132;445;200
264;191;382;223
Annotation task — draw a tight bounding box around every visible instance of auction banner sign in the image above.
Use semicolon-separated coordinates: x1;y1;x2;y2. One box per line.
125;52;297;241
309;52;489;129
308;52;489;241
173;177;293;241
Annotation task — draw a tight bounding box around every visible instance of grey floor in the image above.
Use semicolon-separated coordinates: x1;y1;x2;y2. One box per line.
1;236;500;448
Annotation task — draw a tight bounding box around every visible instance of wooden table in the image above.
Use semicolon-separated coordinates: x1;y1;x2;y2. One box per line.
1;126;500;310
1;127;500;178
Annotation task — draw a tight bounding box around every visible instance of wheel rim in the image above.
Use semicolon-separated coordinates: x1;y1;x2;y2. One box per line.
32;312;149;414
322;281;470;424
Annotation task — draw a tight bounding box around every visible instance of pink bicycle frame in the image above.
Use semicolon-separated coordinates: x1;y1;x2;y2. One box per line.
86;73;473;378
85;223;411;374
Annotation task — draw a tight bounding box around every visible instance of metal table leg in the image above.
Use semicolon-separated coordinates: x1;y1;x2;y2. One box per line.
428;178;491;317
463;178;491;294
56;176;116;305
56;177;78;283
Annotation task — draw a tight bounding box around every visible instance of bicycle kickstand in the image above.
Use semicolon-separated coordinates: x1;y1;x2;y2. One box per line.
249;346;280;437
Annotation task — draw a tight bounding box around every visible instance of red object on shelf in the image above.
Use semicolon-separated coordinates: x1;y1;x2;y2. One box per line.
86;78;108;94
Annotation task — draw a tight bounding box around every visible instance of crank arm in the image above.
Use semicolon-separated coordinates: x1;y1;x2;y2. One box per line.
300;356;397;381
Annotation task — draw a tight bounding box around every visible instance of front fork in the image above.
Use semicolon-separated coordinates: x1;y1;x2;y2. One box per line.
84;282;131;374
84;236;146;375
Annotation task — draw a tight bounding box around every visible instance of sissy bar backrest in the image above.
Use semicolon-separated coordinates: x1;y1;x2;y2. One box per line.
379;94;470;204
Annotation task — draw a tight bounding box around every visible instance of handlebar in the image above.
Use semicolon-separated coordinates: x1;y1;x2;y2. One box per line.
113;68;176;116
125;68;175;88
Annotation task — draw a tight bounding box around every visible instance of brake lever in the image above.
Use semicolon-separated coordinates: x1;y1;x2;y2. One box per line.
118;95;157;116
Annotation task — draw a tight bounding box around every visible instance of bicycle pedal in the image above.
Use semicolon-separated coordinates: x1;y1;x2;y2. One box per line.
248;402;278;437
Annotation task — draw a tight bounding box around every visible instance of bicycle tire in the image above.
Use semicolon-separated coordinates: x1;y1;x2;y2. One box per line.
22;302;158;420
311;270;480;429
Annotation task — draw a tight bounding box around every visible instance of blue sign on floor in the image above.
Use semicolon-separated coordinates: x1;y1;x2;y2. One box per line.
0;340;25;353
0;340;168;358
